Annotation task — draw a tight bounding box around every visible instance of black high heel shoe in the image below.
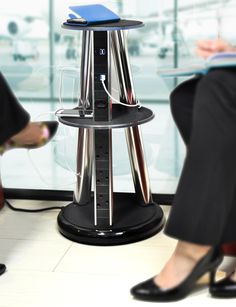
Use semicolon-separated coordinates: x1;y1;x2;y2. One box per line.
0;263;6;275
130;248;223;302
0;121;58;155
210;271;236;298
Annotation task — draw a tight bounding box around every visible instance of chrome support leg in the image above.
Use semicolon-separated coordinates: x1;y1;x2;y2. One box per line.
74;128;94;204
110;30;152;204
74;31;94;204
79;31;92;109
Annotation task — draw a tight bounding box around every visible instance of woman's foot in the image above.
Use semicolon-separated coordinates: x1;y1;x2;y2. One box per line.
153;241;211;289
0;121;58;154
10;122;49;146
130;241;223;302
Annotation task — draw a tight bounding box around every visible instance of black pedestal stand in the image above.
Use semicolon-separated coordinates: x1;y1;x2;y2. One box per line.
57;20;165;245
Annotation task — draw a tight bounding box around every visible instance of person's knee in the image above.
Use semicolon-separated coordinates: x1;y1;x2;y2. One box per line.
195;69;231;111
170;90;182;122
207;68;232;82
170;77;198;118
194;70;236;135
169;90;179;117
198;69;232;93
170;81;187;115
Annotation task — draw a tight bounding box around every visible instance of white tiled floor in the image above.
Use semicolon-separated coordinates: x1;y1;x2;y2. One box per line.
0;200;235;307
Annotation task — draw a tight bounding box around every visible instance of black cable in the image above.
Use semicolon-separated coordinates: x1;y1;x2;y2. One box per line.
5;199;64;213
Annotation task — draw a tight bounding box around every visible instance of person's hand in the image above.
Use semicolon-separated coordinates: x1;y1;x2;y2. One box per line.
196;39;235;59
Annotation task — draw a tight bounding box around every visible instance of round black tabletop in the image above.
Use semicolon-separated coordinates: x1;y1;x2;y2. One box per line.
62;19;144;31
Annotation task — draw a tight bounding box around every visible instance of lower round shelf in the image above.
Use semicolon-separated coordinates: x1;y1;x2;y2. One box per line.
58;104;154;129
57;192;165;246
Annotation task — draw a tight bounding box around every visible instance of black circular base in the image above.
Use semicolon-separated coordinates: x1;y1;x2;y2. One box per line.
57;192;165;246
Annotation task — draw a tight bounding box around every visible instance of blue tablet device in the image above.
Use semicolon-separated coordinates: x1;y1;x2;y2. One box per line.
65;4;120;26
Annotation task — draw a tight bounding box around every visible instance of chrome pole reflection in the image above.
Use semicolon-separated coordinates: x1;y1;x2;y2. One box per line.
79;31;92;109
74;31;94;204
110;30;152;205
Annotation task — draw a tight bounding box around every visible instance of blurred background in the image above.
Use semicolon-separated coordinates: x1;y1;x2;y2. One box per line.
0;0;235;195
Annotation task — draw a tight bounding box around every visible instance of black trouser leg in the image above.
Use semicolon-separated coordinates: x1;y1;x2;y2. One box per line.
170;76;200;145
0;72;30;145
165;69;236;245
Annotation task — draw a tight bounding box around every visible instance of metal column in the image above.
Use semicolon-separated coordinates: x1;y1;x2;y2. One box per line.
110;30;153;205
74;31;94;204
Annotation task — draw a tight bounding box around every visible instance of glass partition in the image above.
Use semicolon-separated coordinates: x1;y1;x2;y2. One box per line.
1;0;234;195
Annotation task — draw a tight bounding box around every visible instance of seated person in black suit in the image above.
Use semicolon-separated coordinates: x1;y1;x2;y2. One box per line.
131;38;236;301
0;72;58;275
